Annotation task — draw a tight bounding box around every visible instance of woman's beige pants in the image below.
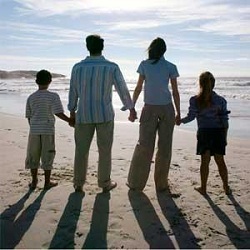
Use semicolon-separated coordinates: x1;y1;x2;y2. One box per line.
127;104;175;191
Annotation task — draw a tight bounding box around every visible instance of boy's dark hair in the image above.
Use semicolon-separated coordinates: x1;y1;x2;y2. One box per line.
36;70;52;85
86;34;104;55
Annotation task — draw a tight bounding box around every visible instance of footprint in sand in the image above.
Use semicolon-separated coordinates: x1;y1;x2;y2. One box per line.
173;163;180;167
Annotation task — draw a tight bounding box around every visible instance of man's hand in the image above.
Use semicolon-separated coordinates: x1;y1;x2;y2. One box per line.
68;117;75;127
69;111;76;127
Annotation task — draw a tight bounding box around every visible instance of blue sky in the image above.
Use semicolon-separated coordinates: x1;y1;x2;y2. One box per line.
0;0;249;79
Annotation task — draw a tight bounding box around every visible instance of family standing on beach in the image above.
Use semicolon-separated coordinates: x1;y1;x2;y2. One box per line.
25;34;231;196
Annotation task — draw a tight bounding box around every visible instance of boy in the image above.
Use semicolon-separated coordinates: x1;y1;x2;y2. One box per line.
25;69;71;190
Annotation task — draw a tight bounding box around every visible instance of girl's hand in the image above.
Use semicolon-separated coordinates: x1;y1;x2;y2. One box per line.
175;114;181;126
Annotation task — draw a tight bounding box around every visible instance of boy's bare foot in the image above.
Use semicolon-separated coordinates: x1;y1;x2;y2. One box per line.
194;186;207;195
224;185;232;195
44;181;58;190
29;179;38;190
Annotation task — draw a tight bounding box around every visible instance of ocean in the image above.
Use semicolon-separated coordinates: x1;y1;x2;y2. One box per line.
0;77;250;139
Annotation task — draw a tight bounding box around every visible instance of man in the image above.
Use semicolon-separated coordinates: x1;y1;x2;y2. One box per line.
68;34;136;193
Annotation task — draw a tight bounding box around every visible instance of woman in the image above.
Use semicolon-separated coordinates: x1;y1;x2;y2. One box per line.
127;37;180;192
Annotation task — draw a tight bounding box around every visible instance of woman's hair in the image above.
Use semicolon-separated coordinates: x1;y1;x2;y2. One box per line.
148;37;166;64
196;71;215;109
36;69;52;85
86;34;104;55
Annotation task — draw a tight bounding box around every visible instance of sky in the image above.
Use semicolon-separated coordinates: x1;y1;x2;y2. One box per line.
0;0;250;79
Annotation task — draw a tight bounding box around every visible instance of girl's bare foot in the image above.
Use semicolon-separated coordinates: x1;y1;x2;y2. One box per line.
194;186;207;195
44;181;58;190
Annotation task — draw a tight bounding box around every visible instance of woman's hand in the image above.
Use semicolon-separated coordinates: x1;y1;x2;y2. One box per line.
128;108;137;122
175;114;181;126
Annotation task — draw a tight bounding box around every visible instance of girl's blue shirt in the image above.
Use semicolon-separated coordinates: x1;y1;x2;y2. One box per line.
181;91;230;129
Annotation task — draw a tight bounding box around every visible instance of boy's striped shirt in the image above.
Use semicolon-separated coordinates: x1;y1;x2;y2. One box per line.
26;90;64;134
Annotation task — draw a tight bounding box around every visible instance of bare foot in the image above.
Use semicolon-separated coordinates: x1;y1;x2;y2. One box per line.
44;181;58;190
74;185;84;193
29;179;38;190
224;186;232;195
194;186;207;195
103;181;117;193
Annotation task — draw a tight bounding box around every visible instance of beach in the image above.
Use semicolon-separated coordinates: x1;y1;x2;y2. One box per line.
0;110;250;249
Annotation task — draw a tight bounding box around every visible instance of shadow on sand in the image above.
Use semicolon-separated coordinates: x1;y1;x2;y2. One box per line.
205;194;250;249
0;189;47;249
82;192;110;249
128;190;175;249
49;191;85;249
157;191;201;249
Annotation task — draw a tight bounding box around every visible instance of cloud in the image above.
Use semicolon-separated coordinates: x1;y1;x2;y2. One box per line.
0;21;84;40
2;0;250;77
0;21;150;49
13;0;250;38
212;57;250;63
14;0;197;16
0;54;79;63
96;20;162;31
189;19;250;36
0;54;79;75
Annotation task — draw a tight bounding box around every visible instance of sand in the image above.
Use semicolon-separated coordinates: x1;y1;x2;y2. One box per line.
0;111;250;249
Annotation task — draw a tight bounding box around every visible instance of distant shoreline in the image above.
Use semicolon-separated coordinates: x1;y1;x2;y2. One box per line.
0;70;65;79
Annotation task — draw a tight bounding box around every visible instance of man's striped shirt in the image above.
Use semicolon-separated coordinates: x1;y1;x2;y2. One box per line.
26;90;64;134
68;56;134;124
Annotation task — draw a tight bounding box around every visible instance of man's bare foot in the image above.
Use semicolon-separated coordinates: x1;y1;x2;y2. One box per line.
103;181;117;193
44;181;58;190
194;186;207;195
74;185;84;193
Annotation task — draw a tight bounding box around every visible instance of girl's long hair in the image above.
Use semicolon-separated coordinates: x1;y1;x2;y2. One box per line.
148;37;166;64
196;71;215;109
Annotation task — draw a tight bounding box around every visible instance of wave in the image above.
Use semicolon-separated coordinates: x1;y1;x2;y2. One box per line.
233;82;250;87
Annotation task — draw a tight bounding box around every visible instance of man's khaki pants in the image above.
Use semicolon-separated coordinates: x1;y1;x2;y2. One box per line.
74;121;114;188
127;104;175;191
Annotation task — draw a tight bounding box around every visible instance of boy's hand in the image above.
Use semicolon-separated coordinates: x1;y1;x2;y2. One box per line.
69;111;76;127
68;117;75;127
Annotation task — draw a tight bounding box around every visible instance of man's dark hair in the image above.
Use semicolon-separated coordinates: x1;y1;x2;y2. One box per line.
36;70;52;85
86;34;104;55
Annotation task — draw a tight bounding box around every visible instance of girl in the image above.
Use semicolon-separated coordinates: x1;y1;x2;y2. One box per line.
180;71;231;195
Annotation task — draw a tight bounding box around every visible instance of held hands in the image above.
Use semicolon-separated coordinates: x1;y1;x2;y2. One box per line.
175;114;181;126
68;117;75;127
68;112;76;127
128;108;137;122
